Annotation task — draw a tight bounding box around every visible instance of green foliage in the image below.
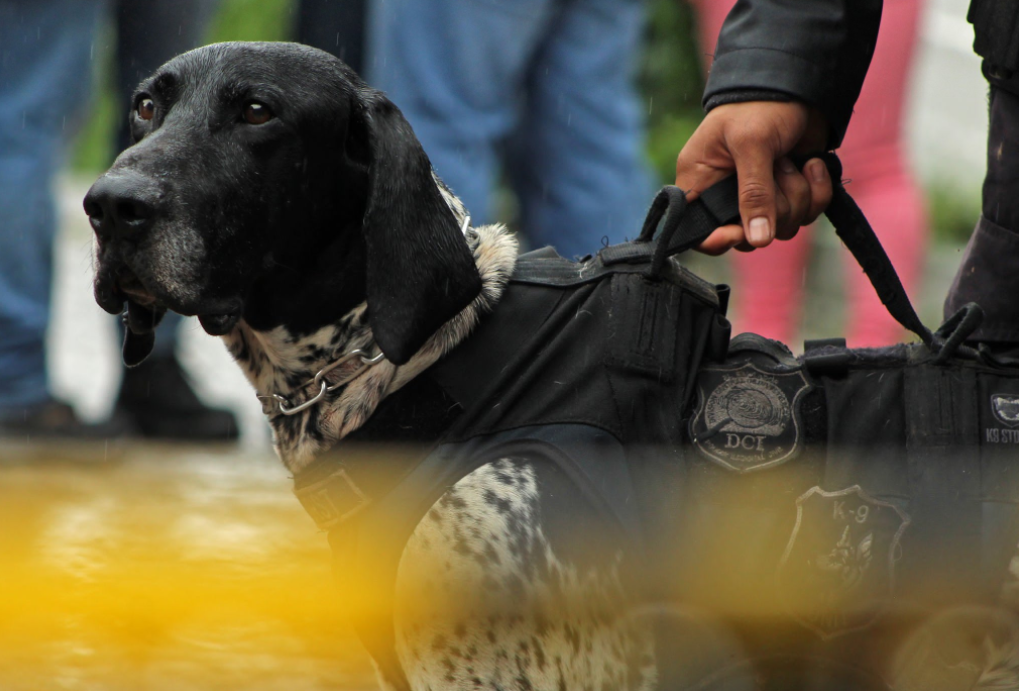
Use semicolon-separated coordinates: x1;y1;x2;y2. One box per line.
207;0;295;43
72;73;117;173
641;0;706;121
70;23;117;173
927;180;981;245
640;0;706;184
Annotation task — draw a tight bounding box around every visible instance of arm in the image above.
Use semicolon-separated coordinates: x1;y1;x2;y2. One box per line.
705;0;883;149
678;0;883;253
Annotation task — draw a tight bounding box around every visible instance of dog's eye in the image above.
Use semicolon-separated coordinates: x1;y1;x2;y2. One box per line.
244;102;274;125
137;98;156;121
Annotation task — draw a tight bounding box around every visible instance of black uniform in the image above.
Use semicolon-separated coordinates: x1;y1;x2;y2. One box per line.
703;0;1019;344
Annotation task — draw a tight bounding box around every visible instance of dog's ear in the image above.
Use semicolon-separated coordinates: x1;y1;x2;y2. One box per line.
355;93;481;365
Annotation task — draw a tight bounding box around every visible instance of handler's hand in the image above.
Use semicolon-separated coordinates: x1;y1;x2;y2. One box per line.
674;101;832;255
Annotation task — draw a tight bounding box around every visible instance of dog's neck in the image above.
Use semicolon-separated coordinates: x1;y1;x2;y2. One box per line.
222;219;518;473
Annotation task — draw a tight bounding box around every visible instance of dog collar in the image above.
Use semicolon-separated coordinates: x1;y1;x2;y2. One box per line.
256;346;386;417
256;215;472;419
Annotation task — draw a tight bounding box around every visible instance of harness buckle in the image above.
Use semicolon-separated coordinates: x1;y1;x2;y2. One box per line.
293;466;371;530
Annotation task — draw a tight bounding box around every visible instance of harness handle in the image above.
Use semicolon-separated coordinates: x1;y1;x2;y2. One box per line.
635;152;938;349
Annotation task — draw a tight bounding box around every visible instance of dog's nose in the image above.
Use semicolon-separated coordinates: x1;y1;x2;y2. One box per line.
84;173;160;240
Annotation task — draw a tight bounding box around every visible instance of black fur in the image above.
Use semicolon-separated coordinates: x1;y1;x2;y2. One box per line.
85;41;480;365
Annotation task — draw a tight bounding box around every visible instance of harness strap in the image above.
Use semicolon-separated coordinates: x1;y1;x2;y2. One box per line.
608;153;938;348
292;374;462;530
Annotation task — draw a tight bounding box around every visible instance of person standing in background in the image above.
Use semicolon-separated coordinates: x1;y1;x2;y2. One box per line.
689;0;930;348
109;0;238;441
368;0;655;260
0;0;234;441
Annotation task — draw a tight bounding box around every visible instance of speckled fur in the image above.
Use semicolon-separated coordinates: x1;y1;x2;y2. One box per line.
393;459;656;691
218;181;657;690
222;211;516;473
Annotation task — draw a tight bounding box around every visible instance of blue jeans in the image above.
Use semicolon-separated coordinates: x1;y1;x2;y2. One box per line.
0;0;107;412
369;0;654;259
0;0;217;414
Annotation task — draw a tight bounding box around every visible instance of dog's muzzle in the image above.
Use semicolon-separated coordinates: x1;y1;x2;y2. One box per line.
84;171;163;244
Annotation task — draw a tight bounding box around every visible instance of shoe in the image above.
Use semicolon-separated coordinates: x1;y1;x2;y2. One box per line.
115;354;239;442
0;399;131;442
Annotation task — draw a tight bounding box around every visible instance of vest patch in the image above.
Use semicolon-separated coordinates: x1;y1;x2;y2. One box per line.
690;362;810;472
777;485;911;640
991;393;1019;428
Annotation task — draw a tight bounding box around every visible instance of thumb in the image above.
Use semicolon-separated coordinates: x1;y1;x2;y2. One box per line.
733;147;779;248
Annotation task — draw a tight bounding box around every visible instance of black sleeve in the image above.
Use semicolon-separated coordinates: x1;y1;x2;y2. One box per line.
702;0;883;149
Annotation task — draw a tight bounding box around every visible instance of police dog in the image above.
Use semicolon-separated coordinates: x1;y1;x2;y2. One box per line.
85;42;1019;691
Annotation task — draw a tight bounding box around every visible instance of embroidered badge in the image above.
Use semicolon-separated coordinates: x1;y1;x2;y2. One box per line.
985;393;1019;444
991;394;1019;428
690;362;811;472
777;485;911;640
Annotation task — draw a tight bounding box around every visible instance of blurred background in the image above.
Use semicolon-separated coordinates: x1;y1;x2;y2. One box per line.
0;0;995;688
49;0;986;437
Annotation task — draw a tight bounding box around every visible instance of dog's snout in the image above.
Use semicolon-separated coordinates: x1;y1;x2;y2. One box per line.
84;173;161;239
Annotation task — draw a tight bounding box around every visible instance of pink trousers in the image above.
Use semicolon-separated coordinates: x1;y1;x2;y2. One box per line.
689;0;929;348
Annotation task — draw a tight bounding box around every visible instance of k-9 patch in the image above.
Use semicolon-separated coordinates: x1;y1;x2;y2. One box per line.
689;360;811;473
777;486;911;639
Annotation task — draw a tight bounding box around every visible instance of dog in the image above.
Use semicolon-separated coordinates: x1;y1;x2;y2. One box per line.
85;41;659;691
86;42;1019;690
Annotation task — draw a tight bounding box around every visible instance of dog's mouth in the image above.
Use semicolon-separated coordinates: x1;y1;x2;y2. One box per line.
94;260;160;313
95;257;244;341
117;272;159;307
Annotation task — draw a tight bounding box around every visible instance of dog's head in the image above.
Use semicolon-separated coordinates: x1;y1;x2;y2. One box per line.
85;41;481;365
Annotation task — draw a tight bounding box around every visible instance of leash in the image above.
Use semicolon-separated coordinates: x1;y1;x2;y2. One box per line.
622;152;991;362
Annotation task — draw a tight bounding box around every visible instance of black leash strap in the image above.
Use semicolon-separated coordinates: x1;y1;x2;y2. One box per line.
619;152;936;348
816;152;936;348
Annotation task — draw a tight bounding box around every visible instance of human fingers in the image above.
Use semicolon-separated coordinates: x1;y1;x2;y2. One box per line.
674;134;732;203
730;139;780;248
802;157;833;224
695;224;748;256
774;157;811;240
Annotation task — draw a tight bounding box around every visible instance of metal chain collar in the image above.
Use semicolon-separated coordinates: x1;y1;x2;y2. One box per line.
256;347;386;416
256;216;471;418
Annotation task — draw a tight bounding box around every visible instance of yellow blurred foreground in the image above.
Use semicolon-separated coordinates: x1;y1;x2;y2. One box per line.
0;443;378;691
6;441;1019;691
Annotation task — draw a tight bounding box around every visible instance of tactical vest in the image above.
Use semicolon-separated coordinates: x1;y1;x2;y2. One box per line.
968;0;1019;93
294;155;1019;690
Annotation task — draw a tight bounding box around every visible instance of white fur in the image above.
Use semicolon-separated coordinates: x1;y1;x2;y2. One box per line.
222;221;517;473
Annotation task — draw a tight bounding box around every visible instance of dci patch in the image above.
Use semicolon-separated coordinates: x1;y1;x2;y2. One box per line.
689;360;811;473
777;485;911;639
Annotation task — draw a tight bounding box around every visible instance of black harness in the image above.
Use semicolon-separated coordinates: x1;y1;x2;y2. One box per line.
293;155;1019;690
